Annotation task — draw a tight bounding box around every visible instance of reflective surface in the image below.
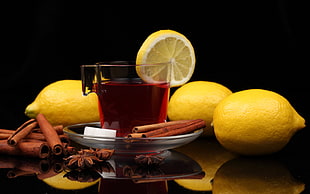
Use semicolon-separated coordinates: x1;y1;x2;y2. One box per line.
0;132;309;193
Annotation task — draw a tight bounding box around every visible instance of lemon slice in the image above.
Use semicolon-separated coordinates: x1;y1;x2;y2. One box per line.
136;30;196;87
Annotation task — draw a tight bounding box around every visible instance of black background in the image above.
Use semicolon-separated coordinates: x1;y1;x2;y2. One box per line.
0;1;310;193
1;1;309;137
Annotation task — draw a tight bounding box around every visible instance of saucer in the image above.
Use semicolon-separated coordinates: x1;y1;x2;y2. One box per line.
63;122;203;154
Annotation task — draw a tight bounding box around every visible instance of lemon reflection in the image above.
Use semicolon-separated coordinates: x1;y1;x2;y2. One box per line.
174;138;238;191
212;157;305;194
42;171;100;190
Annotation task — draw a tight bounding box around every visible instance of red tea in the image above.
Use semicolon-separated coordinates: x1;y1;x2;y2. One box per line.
97;79;170;137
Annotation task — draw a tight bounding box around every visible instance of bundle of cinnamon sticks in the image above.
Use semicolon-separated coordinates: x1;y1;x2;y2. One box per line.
127;119;206;138
0;113;74;158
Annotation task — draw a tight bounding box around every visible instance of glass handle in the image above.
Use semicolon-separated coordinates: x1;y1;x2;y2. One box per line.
81;65;98;96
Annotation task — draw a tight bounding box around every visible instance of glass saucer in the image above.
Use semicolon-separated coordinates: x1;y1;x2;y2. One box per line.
63;122;203;154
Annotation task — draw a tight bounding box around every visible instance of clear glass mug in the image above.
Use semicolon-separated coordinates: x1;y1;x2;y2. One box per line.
81;61;170;137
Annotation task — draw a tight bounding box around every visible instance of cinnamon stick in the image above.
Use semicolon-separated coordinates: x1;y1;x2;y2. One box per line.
36;114;63;155
128;119;205;138
0;125;63;135
0;133;10;140
0;133;69;144
127;133;145;138
7;120;38;146
0;129;15;134
151;119;206;137
26;133;69;143
15;119;36;130
23;133;47;141
0;140;50;158
132;120;193;133
32;125;64;135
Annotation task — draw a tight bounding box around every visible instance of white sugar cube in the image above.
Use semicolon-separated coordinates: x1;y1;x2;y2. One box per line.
84;126;116;141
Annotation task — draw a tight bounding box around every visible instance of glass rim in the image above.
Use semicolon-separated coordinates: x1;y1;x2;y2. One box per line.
81;61;170;67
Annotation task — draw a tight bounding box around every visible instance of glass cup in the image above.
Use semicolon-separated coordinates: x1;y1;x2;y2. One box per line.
81;61;170;137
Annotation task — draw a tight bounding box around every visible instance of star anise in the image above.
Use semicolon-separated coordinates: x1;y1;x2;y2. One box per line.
134;154;165;166
63;148;114;170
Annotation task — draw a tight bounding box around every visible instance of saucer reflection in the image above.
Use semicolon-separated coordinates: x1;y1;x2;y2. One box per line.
1;148;205;192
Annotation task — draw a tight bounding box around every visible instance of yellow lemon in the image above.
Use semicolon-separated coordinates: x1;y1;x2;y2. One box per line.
42;171;100;190
174;138;237;191
213;89;306;155
212;157;305;194
168;81;232;136
25;80;99;126
136;29;196;87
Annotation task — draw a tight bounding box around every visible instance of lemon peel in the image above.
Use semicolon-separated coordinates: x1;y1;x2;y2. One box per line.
25;80;99;126
168;81;232;136
213;89;306;155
